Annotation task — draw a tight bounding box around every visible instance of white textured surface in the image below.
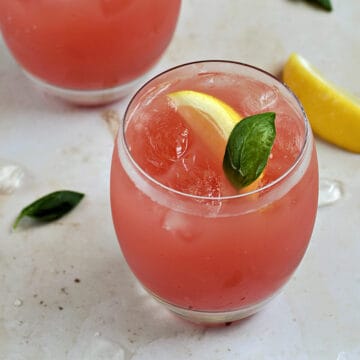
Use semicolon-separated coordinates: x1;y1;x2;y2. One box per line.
1;0;360;359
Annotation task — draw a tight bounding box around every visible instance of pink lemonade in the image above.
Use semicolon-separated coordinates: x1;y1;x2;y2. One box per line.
110;61;318;323
0;0;180;95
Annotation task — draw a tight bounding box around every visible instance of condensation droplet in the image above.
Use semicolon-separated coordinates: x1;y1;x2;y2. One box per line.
318;178;343;208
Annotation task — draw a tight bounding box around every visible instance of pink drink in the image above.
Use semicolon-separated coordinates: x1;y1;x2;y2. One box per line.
110;61;318;323
0;0;181;104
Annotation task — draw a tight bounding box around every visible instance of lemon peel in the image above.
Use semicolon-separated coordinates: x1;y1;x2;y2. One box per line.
283;53;360;153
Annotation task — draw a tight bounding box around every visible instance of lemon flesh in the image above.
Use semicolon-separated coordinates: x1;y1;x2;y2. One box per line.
168;90;241;137
283;53;360;153
167;90;242;160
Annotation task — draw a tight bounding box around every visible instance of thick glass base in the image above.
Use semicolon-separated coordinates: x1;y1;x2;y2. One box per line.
23;70;144;106
150;291;277;325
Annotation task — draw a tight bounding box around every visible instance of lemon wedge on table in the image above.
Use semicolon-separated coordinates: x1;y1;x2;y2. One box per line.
283;53;360;153
167;90;263;192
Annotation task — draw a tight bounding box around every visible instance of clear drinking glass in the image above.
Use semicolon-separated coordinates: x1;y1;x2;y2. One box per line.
110;61;319;324
0;0;181;105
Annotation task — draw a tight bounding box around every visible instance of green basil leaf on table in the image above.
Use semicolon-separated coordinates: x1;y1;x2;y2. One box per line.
308;0;332;11
13;190;85;229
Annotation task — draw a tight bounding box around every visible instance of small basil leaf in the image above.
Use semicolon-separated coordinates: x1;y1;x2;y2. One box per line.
308;0;332;11
223;112;276;190
13;190;84;229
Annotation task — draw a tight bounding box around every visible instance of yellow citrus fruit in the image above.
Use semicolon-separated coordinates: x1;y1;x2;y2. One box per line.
167;90;241;161
167;90;262;192
283;53;360;153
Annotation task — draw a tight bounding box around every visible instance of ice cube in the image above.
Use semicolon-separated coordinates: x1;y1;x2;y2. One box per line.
242;82;279;115
318;179;343;207
144;116;189;172
162;211;196;241
259;86;279;109
76;338;126;360
170;153;222;198
0;163;25;194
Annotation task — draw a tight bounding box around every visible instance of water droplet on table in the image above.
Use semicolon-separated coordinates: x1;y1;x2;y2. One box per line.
318;178;343;207
13;299;23;307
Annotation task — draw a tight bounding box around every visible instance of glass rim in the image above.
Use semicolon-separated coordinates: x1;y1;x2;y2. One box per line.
120;59;311;201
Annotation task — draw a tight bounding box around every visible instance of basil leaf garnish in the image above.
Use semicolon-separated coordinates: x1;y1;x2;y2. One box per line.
309;0;332;11
13;190;84;229
223;112;276;190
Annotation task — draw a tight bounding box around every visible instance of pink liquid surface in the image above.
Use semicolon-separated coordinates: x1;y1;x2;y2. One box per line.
111;67;318;312
0;0;181;90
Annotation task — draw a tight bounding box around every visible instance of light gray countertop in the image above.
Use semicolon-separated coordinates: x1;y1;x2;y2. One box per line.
1;0;360;359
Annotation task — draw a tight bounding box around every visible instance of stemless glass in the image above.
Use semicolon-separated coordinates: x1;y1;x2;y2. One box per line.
0;0;181;105
110;61;319;324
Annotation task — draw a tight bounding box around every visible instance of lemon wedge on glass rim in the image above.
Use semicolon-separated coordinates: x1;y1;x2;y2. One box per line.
167;90;263;192
283;53;360;153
